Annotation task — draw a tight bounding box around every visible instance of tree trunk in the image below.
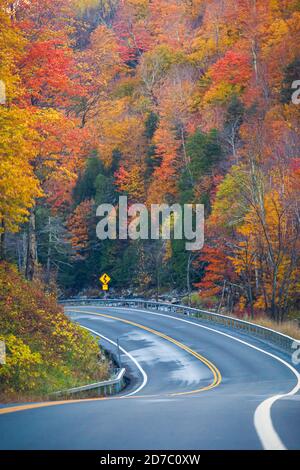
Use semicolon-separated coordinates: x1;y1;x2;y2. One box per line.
251;39;259;84
247;282;254;319
187;253;192;306
218;280;226;313
25;208;37;280
155;251;160;302
46;216;52;284
0;218;5;261
22;232;27;272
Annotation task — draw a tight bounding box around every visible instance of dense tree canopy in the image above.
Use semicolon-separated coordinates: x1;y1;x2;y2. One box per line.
1;0;300;321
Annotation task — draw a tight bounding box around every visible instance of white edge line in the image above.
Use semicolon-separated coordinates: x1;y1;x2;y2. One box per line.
68;306;300;450
79;324;148;397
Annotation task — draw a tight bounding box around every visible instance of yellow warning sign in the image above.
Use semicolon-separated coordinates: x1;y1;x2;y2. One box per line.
99;273;111;291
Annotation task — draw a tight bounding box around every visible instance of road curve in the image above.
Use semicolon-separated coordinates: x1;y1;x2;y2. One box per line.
0;305;299;450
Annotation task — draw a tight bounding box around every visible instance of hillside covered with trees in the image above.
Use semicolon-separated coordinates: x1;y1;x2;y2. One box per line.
0;0;300;323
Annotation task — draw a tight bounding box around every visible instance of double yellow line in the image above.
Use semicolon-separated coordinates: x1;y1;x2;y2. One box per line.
0;310;221;415
69;310;222;396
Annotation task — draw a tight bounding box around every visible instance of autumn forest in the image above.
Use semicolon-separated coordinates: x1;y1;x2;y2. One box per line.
1;0;300;324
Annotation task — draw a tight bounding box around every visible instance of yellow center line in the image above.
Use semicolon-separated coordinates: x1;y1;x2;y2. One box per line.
0;310;222;415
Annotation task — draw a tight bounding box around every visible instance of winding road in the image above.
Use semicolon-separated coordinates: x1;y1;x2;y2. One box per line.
0;305;299;450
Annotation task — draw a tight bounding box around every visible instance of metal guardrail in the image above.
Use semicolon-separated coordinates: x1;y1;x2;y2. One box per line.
61;298;298;354
52;367;126;399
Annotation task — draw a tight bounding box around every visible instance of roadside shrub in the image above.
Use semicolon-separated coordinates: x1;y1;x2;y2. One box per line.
0;262;109;401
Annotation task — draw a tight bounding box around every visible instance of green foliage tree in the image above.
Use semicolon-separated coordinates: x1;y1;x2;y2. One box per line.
179;129;223;203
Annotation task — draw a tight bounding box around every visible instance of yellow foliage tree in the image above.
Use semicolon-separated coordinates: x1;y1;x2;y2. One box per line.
0;6;26;103
0;107;42;239
230;189;300;321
